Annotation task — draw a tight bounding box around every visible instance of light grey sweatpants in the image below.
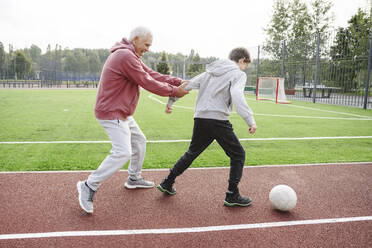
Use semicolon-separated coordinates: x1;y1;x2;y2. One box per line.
86;117;146;191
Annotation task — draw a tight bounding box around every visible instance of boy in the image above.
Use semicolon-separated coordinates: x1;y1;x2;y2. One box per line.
157;47;257;207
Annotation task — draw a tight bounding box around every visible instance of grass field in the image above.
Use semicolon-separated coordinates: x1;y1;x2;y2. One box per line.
0;89;372;171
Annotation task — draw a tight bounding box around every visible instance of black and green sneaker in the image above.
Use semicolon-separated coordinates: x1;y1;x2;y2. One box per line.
224;190;252;207
157;180;176;195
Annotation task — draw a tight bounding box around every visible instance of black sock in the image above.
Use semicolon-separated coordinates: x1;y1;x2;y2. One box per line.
228;183;238;193
165;169;177;183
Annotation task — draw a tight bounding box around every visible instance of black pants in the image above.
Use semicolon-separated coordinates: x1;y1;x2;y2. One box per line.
170;118;246;191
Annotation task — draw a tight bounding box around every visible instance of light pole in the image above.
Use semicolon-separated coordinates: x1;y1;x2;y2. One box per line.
182;49;194;79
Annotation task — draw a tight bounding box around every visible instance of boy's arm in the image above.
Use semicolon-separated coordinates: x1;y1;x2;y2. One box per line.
230;73;256;129
165;72;206;113
165;97;177;113
184;72;205;91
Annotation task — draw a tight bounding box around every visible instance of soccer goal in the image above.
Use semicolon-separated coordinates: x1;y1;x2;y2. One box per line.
256;77;290;104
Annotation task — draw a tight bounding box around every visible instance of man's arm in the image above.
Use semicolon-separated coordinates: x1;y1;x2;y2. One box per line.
121;53;188;98
141;60;182;86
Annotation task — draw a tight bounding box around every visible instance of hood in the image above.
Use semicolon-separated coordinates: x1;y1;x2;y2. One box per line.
110;37;137;56
206;59;239;77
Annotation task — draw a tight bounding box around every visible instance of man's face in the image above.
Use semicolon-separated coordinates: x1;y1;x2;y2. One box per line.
133;34;153;57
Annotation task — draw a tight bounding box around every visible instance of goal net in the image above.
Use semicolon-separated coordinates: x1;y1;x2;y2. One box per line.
256;77;290;104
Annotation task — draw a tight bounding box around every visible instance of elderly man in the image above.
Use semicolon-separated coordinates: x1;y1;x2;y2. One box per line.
77;26;189;214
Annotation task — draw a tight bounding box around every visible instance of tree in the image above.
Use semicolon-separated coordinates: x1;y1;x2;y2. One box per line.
87;51;101;78
0;42;6;79
265;0;333;58
187;53;204;78
330;9;371;91
11;51;32;79
54;44;63;74
287;0;312;52
310;0;333;34
64;50;79;76
309;0;334;57
26;45;42;72
40;44;54;70
156;51;170;75
264;0;334;88
29;45;41;63
97;49;110;64
264;0;291;59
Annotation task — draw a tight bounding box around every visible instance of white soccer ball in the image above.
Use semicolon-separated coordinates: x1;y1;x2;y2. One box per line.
269;185;297;211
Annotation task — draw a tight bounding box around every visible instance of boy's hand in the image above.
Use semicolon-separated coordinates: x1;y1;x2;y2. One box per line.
249;124;257;134
165;105;173;114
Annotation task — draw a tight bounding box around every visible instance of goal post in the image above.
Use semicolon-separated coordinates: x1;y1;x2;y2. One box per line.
256;77;290;104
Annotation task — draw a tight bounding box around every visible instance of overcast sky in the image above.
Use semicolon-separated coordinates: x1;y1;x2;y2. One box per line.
0;0;369;58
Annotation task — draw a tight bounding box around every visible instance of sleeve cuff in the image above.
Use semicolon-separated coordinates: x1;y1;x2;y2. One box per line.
244;116;256;127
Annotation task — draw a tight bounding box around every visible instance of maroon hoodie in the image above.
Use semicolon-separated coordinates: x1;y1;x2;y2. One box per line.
94;38;182;120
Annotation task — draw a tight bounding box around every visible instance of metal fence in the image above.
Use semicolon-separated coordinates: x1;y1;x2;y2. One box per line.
0;69;99;88
1;27;371;109
159;27;371;109
247;26;372;109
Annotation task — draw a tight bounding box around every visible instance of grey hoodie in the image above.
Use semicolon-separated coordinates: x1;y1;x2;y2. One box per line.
168;59;256;126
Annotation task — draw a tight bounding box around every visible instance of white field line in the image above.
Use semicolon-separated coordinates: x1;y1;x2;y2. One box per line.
0;216;371;240
284;103;372;118
148;94;372;120
0;141;111;144
0;162;370;174
238;136;372;141
148;94;193;110
1;136;372;144
148;94;165;104
254;113;372;121
245;97;372;119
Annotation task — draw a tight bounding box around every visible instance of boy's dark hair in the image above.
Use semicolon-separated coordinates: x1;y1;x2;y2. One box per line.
229;47;251;64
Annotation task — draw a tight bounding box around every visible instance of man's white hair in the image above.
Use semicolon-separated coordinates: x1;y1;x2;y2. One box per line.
129;26;153;41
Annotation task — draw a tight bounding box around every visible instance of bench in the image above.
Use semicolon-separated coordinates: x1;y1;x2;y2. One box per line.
244;86;257;94
302;86;341;98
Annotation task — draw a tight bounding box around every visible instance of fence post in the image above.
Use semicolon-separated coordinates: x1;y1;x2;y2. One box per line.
256;45;260;84
313;33;321;103
182;57;187;79
281;41;286;78
363;37;372;109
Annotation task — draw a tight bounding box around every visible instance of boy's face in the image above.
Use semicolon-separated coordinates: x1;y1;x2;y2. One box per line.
237;58;249;70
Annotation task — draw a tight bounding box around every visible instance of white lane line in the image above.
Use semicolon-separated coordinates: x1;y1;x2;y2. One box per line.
148;94;165;104
1;216;371;240
285;103;372;118
0;141;112;144
246;97;372;119
0;161;370;174
238;136;372;141
254;113;372;121
148;94;193;110
1;136;372;144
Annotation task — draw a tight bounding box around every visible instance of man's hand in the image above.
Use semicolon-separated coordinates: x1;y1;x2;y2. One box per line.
175;81;189;98
249;124;257;134
165;105;173;114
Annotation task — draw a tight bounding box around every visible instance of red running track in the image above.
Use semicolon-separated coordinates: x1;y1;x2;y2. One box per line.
0;162;371;247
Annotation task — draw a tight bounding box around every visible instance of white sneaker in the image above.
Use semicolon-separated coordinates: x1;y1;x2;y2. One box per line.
77;181;95;213
124;177;155;189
